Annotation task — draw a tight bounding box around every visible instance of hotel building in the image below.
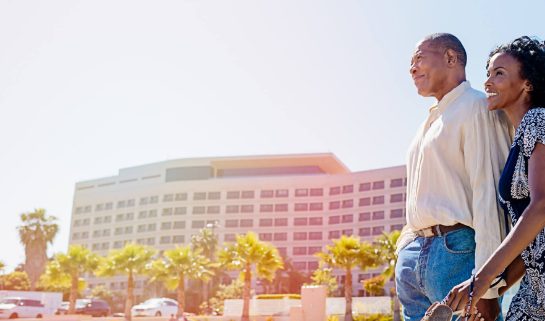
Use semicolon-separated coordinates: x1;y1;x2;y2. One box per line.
69;153;406;298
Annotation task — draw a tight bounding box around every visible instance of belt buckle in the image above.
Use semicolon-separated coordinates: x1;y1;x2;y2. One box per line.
421;227;435;237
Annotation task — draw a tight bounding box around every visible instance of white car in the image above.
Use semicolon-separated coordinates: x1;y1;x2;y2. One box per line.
131;298;178;317
0;297;48;319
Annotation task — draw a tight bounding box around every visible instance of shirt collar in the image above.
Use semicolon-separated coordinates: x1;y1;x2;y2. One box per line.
429;81;471;114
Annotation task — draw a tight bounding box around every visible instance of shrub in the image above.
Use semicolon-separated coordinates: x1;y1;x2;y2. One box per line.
254;294;301;300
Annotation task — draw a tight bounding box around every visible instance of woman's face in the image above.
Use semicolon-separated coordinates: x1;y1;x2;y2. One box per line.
484;52;531;111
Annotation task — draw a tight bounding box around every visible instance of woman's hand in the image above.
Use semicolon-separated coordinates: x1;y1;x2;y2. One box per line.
445;273;494;317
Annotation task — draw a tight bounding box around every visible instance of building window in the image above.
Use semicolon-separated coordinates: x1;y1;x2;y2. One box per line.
329;216;340;224
175;193;187;201
240;219;253;227
342;185;354;194
391;209;404;218
309;188;323;196
117;200;126;208
192;221;205;229
295;203;308;211
275;218;288;226
372;226;385;235
124;226;133;234
308;261;319;270
148;210;157;218
275;204;288;212
309;217;323;225
207;206;220;214
103;229;110;237
342;214;354;223
274;233;288;241
294;218;308;226
95;204;104;211
391;224;404;231
174;207;186;215
390;178;404;188
193;192;206;200
208;192;221;200
308;246;322;254
342;199;354;208
147;237;155;245
138;211;147;219
275;189;289;197
224;234;236;242
241;191;255;199
163;194;174;202
161;222;172;230
295;188;308;197
293;247;307;255
342;229;353;236
137;225;146;233
93;217;102;224
329;186;341;195
147;223;156;231
309;232;322;240
240;205;254;213
226;191;240;199
225;219;239;228
260;204;274;213
359;197;371;206
359;227;371;236
192;206;206;214
113;241;123;249
359;183;371;191
373;196;385;205
372;211;385;220
115;214;124;222
309;202;323;211
390;193;404;203
104;202;113;210
328;231;340;239
173;221;185;229
260;190;274;198
162;208;173;216
92;230;100;238
259;233;272;241
101;242;110;250
294;232;308;241
160;236;171;244
293;262;307;270
226;205;239;214
125;212;134;220
372;181;385;190
329;201;340;210
173;235;185;243
259;218;273;227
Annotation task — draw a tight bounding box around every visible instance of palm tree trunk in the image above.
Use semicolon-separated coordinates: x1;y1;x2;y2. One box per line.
345;267;353;321
392;277;401;321
24;240;47;290
241;264;252;321
177;273;186;319
125;271;134;321
68;273;79;314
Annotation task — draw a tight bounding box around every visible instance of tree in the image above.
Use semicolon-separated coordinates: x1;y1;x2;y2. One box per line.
191;226;219;308
0;260;5;290
1;271;30;291
148;245;214;319
317;235;378;321
308;262;339;296
97;243;155;321
40;245;99;313
362;275;386;296
218;232;283;321
373;231;401;321
200;278;244;315
17;209;59;290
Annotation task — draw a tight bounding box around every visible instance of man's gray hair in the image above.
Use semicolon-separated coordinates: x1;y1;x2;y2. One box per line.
424;33;467;67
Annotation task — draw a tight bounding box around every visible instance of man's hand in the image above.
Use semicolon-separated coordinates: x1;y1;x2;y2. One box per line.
475;298;500;321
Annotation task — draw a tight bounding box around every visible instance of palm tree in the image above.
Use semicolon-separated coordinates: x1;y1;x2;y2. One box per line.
374;230;401;321
309;262;339;296
17;209;59;290
317;235;378;321
148;245;214;319
41;245;99;314
97;243;155;321
191;226;219;307
218;232;283;321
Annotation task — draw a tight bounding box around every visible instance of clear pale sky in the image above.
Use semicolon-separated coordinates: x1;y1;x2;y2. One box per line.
1;0;543;271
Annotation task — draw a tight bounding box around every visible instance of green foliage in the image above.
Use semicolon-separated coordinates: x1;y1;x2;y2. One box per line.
200;278;244;315
1;271;30;290
361;275;386;296
97;243;155;277
327;316;340;321
353;314;393;321
373;231;400;280
17;209;59;246
308;262;338;296
254;294;301;299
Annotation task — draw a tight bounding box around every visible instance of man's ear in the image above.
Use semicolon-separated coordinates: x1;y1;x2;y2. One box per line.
524;80;534;93
445;48;458;67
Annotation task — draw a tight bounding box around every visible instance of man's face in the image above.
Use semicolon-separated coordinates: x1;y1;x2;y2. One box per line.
409;40;450;98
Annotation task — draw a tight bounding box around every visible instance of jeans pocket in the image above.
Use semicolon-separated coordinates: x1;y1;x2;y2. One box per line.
443;228;475;254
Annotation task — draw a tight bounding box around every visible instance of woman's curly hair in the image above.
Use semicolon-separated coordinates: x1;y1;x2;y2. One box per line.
487;36;545;108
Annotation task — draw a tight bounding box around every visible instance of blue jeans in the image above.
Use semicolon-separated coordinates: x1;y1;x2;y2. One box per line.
395;227;503;321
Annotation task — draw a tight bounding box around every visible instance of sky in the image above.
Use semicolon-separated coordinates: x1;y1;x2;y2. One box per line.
0;0;543;272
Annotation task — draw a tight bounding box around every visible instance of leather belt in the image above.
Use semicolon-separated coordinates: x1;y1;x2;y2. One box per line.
414;223;467;238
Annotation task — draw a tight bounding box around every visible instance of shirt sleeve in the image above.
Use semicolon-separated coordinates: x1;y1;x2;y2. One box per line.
522;108;545;158
463;106;512;274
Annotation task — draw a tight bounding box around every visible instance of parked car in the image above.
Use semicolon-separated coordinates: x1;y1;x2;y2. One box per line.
75;299;110;317
131;298;178;317
54;302;69;315
0;297;48;319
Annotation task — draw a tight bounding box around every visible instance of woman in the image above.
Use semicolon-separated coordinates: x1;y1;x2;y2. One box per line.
446;36;545;321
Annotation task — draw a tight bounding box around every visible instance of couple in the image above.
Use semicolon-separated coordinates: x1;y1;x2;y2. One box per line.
396;33;545;321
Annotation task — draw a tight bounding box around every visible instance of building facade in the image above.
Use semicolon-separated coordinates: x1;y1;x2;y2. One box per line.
69;153;406;298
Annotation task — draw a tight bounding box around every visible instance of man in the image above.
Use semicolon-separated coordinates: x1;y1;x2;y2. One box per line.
395;33;512;321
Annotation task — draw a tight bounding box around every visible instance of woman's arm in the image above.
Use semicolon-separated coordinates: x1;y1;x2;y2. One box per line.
447;143;545;314
498;255;525;296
